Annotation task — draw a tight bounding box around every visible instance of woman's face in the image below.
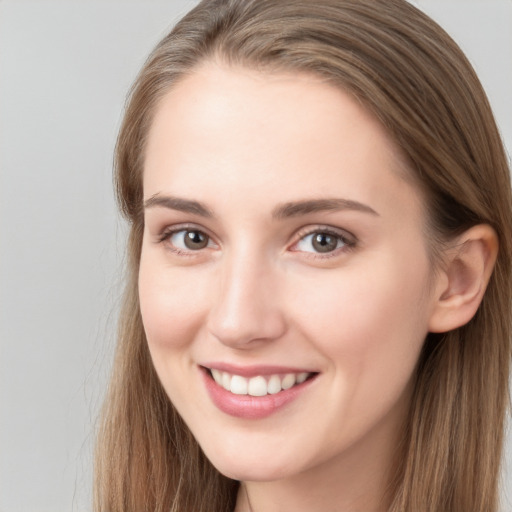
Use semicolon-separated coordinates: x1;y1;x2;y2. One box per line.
139;62;440;482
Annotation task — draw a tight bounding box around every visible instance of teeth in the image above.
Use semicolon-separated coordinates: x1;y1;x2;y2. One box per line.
211;369;222;383
230;375;248;395
209;369;311;396
267;375;281;394
222;372;231;391
281;373;296;390
297;372;308;384
248;376;267;396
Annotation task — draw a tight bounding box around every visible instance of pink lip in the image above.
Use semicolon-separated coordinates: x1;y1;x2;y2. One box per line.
200;366;318;420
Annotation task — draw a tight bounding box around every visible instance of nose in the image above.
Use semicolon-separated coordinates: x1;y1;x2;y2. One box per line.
207;250;287;349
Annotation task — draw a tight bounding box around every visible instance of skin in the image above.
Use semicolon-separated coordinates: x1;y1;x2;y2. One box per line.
138;62;496;511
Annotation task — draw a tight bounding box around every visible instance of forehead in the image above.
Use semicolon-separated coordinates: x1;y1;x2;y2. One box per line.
143;61;420;220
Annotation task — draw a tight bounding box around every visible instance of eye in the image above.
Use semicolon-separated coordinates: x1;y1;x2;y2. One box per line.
293;230;353;254
167;229;213;251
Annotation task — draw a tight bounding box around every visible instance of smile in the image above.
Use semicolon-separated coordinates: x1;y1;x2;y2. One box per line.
210;368;311;396
201;365;318;419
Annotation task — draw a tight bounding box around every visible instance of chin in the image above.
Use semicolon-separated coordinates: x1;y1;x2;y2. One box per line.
201;442;295;482
212;461;291;483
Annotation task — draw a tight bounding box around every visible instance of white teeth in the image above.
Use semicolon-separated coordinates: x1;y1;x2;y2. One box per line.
209;369;311;396
297;372;308;384
267;375;282;394
230;375;248;395
211;369;222;384
221;372;231;391
281;373;296;390
248;376;267;397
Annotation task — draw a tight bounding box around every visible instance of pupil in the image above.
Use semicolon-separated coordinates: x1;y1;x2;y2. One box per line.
185;231;208;249
312;233;337;253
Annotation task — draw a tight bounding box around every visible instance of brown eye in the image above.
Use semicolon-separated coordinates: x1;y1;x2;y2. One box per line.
294;229;353;255
169;229;211;251
184;230;209;249
311;233;339;253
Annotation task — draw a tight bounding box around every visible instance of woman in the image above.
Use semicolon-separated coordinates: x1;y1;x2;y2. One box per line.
94;1;512;511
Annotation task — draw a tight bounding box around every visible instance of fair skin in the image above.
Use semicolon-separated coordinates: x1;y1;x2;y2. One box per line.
138;62;497;512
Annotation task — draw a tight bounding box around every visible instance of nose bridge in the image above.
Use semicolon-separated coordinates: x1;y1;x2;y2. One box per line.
207;242;286;347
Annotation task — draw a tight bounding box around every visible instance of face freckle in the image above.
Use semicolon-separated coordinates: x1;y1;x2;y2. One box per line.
138;61;439;487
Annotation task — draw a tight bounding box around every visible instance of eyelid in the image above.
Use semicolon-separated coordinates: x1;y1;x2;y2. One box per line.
154;222;357;258
156;223;218;254
156;221;212;238
289;225;357;256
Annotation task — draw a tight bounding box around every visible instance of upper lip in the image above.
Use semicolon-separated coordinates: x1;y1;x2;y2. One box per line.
201;362;318;378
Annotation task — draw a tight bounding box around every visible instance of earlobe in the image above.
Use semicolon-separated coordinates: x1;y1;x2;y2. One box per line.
428;224;498;333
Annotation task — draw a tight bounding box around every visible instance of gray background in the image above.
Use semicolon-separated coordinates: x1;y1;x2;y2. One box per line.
0;1;510;511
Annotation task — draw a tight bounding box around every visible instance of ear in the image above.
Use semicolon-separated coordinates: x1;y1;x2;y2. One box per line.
428;224;498;333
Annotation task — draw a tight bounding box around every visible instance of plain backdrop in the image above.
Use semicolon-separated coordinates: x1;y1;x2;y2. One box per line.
0;1;510;511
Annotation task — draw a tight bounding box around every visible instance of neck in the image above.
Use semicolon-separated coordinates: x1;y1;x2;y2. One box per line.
235;452;393;512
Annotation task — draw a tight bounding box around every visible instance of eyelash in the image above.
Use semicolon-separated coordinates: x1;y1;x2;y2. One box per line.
291;226;357;259
156;224;214;257
156;224;357;259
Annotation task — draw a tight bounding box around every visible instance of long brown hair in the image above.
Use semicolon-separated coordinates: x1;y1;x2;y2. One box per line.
94;1;512;510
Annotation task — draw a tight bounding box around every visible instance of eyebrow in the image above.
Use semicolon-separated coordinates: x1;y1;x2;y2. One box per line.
271;198;379;218
144;194;214;217
143;194;378;219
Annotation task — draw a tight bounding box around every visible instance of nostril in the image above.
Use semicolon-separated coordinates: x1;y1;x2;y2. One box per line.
207;310;288;348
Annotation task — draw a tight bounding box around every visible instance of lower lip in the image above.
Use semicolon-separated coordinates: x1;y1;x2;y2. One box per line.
201;368;317;420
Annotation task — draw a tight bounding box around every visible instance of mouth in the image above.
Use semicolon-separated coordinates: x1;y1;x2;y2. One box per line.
200;365;319;419
204;367;317;397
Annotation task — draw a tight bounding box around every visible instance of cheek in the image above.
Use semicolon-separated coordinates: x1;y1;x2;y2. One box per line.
288;253;431;386
138;256;212;352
